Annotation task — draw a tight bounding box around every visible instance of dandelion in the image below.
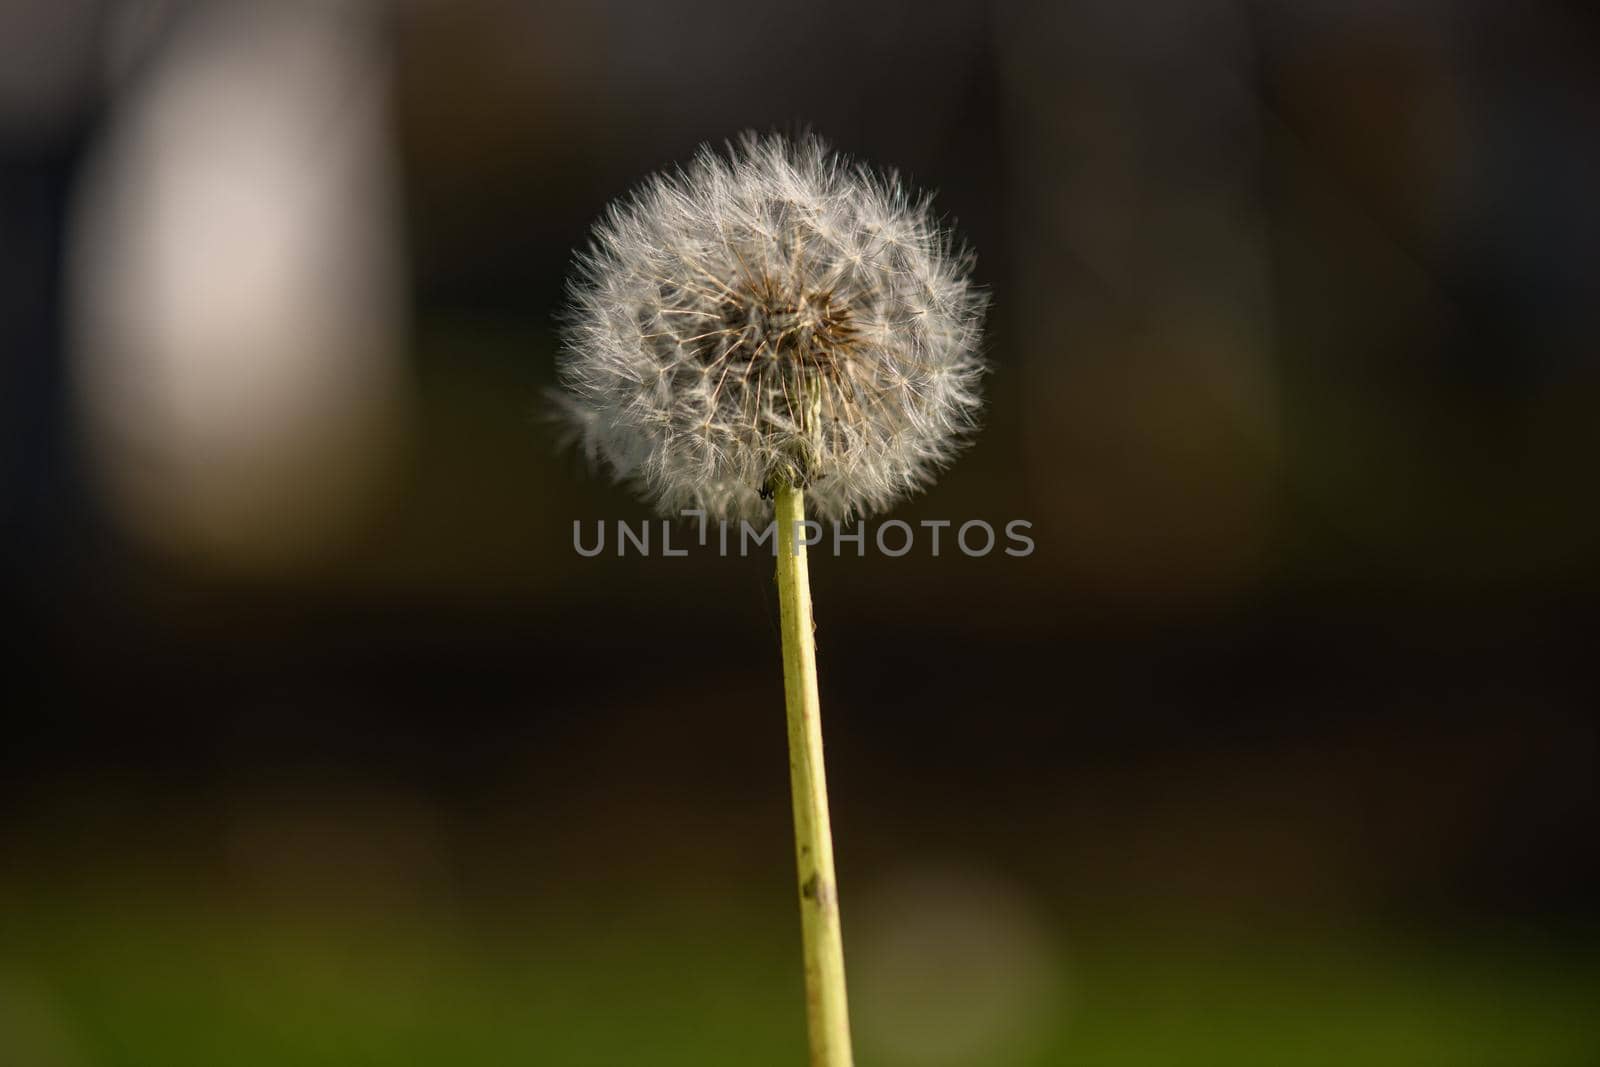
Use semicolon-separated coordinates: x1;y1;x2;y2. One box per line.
554;133;988;1067
555;132;987;521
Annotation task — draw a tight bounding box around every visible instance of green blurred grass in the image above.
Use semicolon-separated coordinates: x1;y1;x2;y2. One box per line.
3;899;1596;1066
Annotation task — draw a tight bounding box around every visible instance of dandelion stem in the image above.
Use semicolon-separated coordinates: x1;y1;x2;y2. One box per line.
774;480;853;1067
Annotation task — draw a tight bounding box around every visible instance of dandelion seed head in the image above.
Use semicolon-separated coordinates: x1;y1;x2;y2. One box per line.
555;133;988;520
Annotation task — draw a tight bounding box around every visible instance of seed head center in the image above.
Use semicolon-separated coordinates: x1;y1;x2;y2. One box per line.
714;283;855;367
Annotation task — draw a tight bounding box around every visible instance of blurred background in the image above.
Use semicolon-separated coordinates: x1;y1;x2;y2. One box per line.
3;1;1598;1064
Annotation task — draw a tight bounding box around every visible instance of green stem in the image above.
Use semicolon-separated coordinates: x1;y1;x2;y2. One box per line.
774;481;853;1067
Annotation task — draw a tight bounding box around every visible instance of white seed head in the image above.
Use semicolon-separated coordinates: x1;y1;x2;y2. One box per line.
555;133;988;521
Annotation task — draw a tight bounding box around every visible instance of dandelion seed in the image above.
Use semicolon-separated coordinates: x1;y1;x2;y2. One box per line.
555;132;987;520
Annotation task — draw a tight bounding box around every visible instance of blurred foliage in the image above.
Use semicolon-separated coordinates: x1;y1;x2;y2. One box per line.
3;899;1596;1067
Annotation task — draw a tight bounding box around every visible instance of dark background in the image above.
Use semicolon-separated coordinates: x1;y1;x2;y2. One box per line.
3;2;1597;1064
